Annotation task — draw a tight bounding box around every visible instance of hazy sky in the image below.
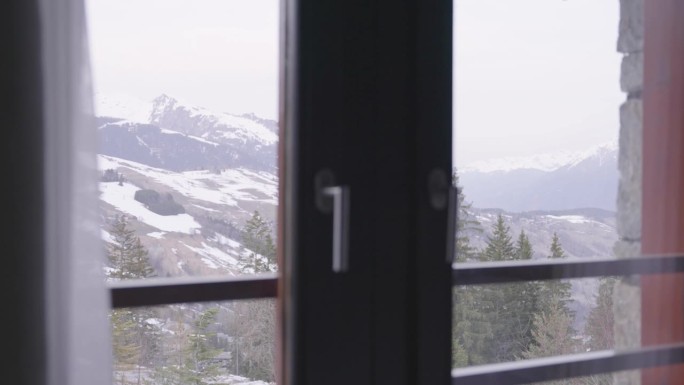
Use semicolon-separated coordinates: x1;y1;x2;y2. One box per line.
86;0;623;166
454;0;623;165
86;0;279;119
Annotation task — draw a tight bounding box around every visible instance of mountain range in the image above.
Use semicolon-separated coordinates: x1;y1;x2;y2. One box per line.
95;94;618;331
459;142;618;212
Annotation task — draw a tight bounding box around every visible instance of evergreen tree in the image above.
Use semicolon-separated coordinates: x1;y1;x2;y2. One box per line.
585;278;615;351
451;174;492;366
235;213;277;380
155;307;222;385
186;308;221;384
539;233;574;316
107;216;159;383
522;299;579;360
242;211;276;272
453;173;482;262
510;230;541;355
107;215;155;280
515;230;533;260
479;215;529;363
482;214;515;262
453;284;494;366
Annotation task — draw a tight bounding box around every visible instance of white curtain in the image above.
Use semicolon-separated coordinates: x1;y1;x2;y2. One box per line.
40;0;112;384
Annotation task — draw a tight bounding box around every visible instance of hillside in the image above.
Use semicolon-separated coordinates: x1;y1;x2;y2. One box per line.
97;94;278;278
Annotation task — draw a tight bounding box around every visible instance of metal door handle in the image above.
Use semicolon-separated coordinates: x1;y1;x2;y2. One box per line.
323;186;350;272
315;169;350;273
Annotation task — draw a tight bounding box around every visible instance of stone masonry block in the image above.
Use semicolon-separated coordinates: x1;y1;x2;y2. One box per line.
618;0;644;54
621;52;643;94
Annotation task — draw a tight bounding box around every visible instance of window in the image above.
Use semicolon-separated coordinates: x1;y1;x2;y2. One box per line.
8;0;684;384
86;1;281;383
451;1;684;384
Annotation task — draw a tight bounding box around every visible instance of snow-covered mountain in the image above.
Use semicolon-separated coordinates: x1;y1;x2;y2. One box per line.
96;94;278;277
97;94;277;172
459;142;618;212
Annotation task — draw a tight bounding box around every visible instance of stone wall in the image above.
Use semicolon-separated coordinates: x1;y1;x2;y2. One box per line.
613;0;643;384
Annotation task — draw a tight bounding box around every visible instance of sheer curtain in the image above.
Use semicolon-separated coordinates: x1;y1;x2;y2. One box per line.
40;0;112;384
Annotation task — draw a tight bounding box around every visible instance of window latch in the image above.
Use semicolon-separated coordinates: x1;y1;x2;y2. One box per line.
315;169;350;273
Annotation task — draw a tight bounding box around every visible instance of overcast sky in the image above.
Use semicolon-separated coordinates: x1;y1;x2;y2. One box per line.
86;0;623;166
454;0;623;165
86;0;279;119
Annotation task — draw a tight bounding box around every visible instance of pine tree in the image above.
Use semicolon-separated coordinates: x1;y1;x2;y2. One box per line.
479;215;528;363
510;230;541;356
242;211;276;272
107;216;159;383
539;233;574;316
522;300;579;359
585;277;615;351
482;214;515;262
453;284;494;366
186;308;221;384
453;173;482;262
235;213;277;380
451;174;492;366
107;215;155;280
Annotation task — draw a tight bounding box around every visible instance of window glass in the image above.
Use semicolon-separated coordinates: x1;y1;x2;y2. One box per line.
87;0;280;279
110;300;276;384
451;0;643;373
452;277;624;367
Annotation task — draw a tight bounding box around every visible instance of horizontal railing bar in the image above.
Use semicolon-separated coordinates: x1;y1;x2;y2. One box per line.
453;255;684;285
452;342;684;385
109;273;278;308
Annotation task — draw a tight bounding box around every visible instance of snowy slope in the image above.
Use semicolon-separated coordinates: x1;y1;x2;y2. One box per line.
98;155;277;207
100;182;202;234
148;94;278;146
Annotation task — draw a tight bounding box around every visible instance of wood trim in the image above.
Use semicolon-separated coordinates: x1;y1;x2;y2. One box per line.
642;0;684;383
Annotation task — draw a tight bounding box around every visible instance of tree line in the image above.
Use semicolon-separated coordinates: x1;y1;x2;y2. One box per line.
452;175;615;384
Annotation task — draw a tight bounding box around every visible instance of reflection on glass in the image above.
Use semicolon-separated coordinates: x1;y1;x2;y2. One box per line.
111;300;276;384
88;0;280;279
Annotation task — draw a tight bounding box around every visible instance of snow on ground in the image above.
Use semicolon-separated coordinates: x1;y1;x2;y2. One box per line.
186;105;278;145
545;215;593;224
100;182;201;234
101;229;116;244
210;375;270;385
98;155;277;207
181;241;240;270
192;204;220;212
147;231;166;239
160;128;220;146
213;234;256;259
148;94;278;146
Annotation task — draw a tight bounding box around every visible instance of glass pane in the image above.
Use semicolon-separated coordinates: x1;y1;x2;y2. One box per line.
87;0;280;278
452;0;624;263
110;300;276;384
451;0;648;376
452;277;624;368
